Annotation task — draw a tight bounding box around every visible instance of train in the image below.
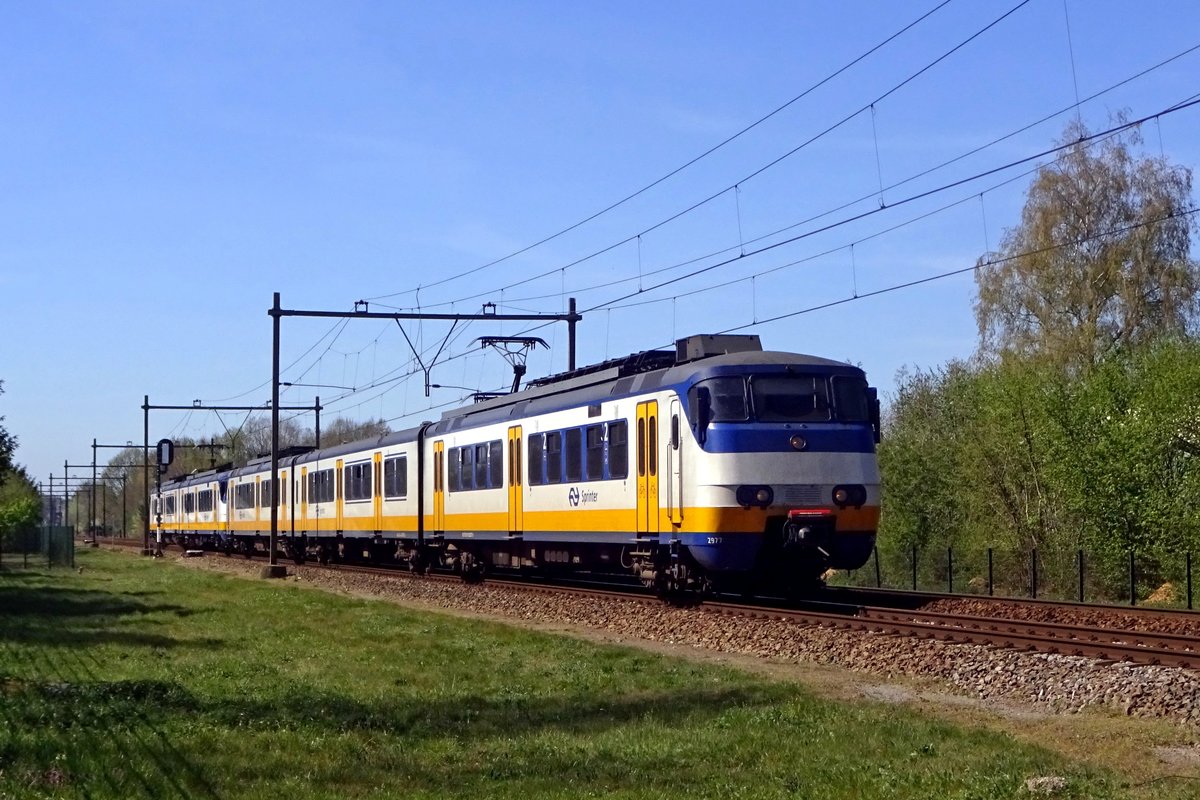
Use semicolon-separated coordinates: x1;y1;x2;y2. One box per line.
152;334;881;595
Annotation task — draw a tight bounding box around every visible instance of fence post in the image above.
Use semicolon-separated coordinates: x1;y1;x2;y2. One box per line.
1188;552;1193;611
947;547;953;593
1030;548;1038;600
1129;550;1137;606
987;548;993;596
911;543;917;591
873;546;881;588
1077;549;1084;603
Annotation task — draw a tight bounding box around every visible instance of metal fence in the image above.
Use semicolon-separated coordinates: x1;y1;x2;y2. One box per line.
0;526;75;569
837;543;1195;609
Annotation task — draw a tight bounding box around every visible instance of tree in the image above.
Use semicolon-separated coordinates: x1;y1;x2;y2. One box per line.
319;417;391;446
233;417;309;463
0;465;40;539
974;118;1198;371
0;381;16;485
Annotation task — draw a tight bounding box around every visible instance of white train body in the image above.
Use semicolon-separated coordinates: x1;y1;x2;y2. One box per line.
153;335;880;591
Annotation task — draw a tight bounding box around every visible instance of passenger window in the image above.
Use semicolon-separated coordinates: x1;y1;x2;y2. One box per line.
384;456;407;499
585;425;604;480
527;433;544;485
461;447;474;491
565;429;582;483
447;448;461;492
488;441;504;489
608;421;628;479
474;444;488;488
546;432;563;484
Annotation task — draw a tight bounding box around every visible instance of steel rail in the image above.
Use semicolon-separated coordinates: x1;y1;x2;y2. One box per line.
828;585;1200;620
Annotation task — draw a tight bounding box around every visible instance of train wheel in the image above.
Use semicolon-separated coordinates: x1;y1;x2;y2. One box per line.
459;551;485;584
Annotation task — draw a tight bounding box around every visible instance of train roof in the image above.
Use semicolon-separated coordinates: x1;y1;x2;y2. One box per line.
152;335;862;485
289;425;425;467
430;335;861;434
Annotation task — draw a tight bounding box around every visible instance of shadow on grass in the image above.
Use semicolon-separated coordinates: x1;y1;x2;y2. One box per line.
1;630;780;798
221;681;777;741
0;641;222;799
3;666;776;743
0;583;218;650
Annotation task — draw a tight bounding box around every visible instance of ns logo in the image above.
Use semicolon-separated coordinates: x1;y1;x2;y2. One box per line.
567;487;598;507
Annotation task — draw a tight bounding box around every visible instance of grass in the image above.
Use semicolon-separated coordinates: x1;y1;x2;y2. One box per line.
0;550;1178;799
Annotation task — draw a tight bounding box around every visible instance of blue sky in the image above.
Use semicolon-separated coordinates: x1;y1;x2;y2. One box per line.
3;0;1199;487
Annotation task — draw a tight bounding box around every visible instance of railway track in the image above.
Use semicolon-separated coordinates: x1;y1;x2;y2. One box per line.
706;601;1199;669
824;584;1200;621
95;537;1200;669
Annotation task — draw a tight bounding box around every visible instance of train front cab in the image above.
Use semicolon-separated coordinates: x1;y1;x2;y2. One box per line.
674;360;881;590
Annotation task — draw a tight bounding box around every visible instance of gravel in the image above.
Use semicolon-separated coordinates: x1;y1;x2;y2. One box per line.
170;553;1200;728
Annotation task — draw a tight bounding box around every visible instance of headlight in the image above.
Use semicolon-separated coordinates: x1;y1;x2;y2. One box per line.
789;435;807;451
832;484;866;508
736;485;774;508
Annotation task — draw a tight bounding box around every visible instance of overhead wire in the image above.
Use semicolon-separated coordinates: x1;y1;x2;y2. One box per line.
199;26;1200;438
578;93;1200;314
363;0;958;303
712;206;1200;337
370;0;1033;314
372;205;1200;428
213;318;348;403
400;37;1200;313
288;90;1200;424
603;166;1040;312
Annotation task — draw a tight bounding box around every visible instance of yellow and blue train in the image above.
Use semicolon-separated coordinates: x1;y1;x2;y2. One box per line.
152;334;881;594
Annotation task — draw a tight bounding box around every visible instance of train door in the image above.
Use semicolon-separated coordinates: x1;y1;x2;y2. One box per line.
636;400;660;535
433;440;446;531
373;452;383;531
507;426;524;533
218;479;229;533
335;459;345;531
667;397;684;525
300;467;308;530
279;470;289;534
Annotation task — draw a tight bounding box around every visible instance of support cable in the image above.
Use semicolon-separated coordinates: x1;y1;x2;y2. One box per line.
364;0;958;302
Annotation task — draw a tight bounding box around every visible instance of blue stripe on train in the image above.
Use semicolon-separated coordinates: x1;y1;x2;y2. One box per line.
700;424;875;454
678;530;877;572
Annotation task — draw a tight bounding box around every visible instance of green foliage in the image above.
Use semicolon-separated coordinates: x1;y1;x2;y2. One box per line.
879;341;1200;598
974;118;1198;371
879;120;1200;600
0;465;40;539
0;380;16;485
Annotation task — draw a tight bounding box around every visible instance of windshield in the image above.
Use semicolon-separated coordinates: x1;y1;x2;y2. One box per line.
832;375;870;421
691;373;870;424
707;376;750;421
752;376;830;422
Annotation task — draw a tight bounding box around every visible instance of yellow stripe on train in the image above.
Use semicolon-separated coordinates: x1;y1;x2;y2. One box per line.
157;504;879;535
